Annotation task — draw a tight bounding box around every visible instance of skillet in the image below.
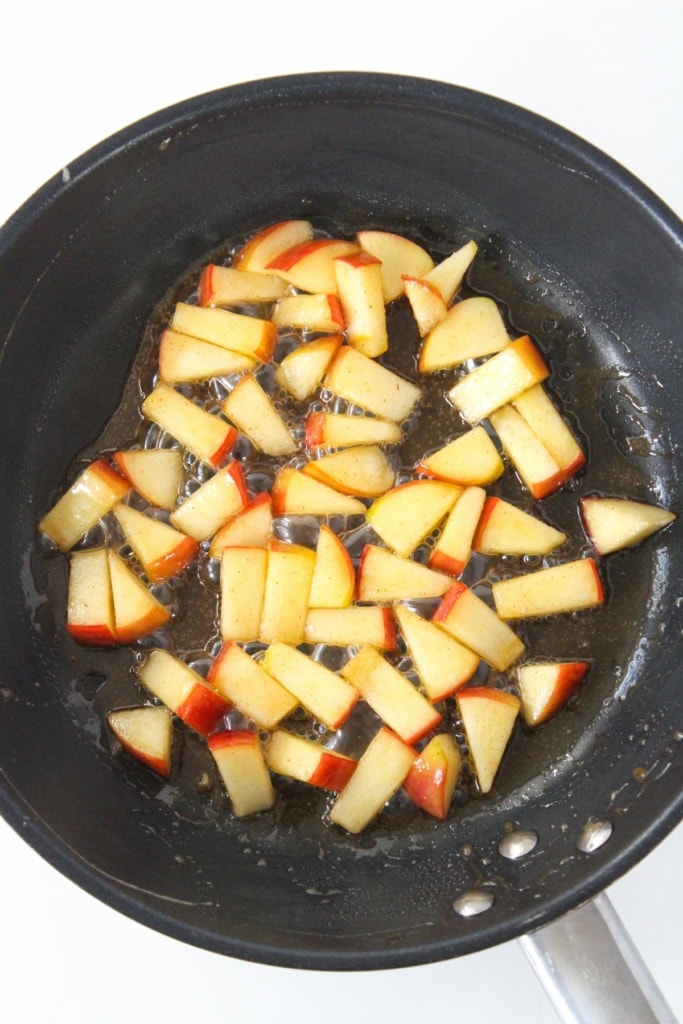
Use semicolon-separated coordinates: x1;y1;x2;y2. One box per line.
0;72;681;979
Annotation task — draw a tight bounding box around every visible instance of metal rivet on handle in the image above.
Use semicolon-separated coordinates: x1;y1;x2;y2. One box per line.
452;890;495;917
499;829;538;860
577;819;613;853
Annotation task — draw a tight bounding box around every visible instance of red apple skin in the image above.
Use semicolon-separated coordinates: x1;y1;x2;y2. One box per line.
585;557;606;606
309;751;358;791
146;535;200;583
225;460;250;506
431;580;468;623
529;661;590;724
267;238;349;272
198;264;216;306
90;458;131;497
428;549;465;577
403;742;457;819
115;605;171;646
207;728;257;752
67;622;119;647
381;608;399;651
176;682;231;736
209;425;239;469
514;334;550;380
304;412;326;448
530;452;587;500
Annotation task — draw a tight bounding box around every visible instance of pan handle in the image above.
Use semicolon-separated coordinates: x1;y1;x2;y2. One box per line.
519;892;677;1023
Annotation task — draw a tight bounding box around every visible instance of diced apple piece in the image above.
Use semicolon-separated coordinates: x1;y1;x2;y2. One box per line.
207;730;275;817
113;503;198;582
356;230;434;302
402;275;448;337
141;384;237;468
137;649;230;736
262;642;359;731
270;467;366;517
329;726;416;833
419;296;510;373
428;485;487;576
271;292;345;332
492;558;605;621
107;551;171;644
209;492;272;556
341;645;441;745
207;642;298;730
489;404;567;500
333;252;388;357
403;733;461;819
473;496;567;556
579;495;676;555
356;544;452;602
171;302;277;363
220;546;268;642
158;329;256;383
223;374;297;457
274;335;343;401
112;448;183;511
394;605;478;702
421;239;478;304
517;661;591;726
324;345;421;423
512;384;585;481
304;606;397;650
170;461;248;542
304;411;402;450
233;219;314;272
302;445;395;498
107;705;173;778
259;541;316;646
266;731;357;792
417;426;504;486
39;458;131;551
198;264;288;306
447;335;549;423
66;547;117;646
366;480;462;558
266;238;360;295
309;524;355;608
432;583;525;671
457;687;520;794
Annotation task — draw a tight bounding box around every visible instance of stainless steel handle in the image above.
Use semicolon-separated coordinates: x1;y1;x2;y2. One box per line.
519;892;678;1024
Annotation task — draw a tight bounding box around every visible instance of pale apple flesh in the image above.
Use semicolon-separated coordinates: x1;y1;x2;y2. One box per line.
517;661;590;726
580;495;676;555
328;726;417;834
208;730;275;817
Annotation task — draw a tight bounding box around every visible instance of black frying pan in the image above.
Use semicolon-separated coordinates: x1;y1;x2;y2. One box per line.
0;72;681;971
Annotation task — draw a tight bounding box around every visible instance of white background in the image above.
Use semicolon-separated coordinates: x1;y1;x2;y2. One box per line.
1;2;681;1021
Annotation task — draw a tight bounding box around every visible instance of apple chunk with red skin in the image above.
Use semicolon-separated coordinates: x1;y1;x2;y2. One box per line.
418;295;509;373
219;546;268;643
403;733;461;819
209;492;272;556
232;218;314;272
517;661;590;726
141;384;237;469
170;461;248;542
304;411;402;450
137;649;230;736
579;495;676;555
329;726;416;834
259;541;316;646
304;606;397;650
428;485;487;576
223;373;297;457
323;345;421;423
333;251;388;357
489;404;570;500
198;263;288;306
262;642;359;731
308;524;355;609
67;548;117;646
491;558;605;621
266;238;360;295
394;605;478;702
113;503;198;583
207;642;297;730
158;329;256;383
457;687;520;794
171;302;277;364
366;479;462;558
271;467;366;517
303;445;395;499
421;239;478;305
447;335;549;424
356;544;452;602
271;293;345;333
432;582;525;671
108;551;171;644
112;448;182;511
355;230;434;302
107;706;174;778
266;731;357;792
473;496;566;556
417;426;504;486
208;730;275;818
39;458;131;551
274;334;343;402
402;275;447;337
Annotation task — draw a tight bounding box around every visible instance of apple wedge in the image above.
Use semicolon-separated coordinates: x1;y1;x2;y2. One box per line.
232;219;314;271
417;426;504;486
491;558;605;621
512;383;585;482
402;276;448;337
108;550;171;644
222;373;297;457
309;524;355;608
579;495;676;555
517;661;591;726
259;541;316;645
303;445;395;498
171;302;277;363
457;687;520;794
323;345;421;423
170;461;248;542
274;334;343;401
271;292;345;333
356;544;452;602
137;648;230;736
432;582;525;671
304;605;397;650
270;467;366;517
209;492;272;555
304;411;402;450
447;335;549;423
220;546;268;642
207;730;275;817
266;731;357;791
421;239;478;304
39;458;131;551
141;384;237;468
198;263;288;306
489;403;569;500
266;238;360;295
328;726;416;834
112;448;183;511
428;485;487;576
366;479;462;557
403;733;461;819
113;503;198;582
333;252;388;357
356;229;434;302
207;642;298;730
394;605;478;702
262;642;359;731
67;547;117;646
473;496;567;556
107;705;173;778
341;645;442;745
418;295;510;373
158;329;256;383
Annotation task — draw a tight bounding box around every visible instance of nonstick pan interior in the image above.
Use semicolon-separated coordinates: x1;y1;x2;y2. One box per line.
0;72;681;969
